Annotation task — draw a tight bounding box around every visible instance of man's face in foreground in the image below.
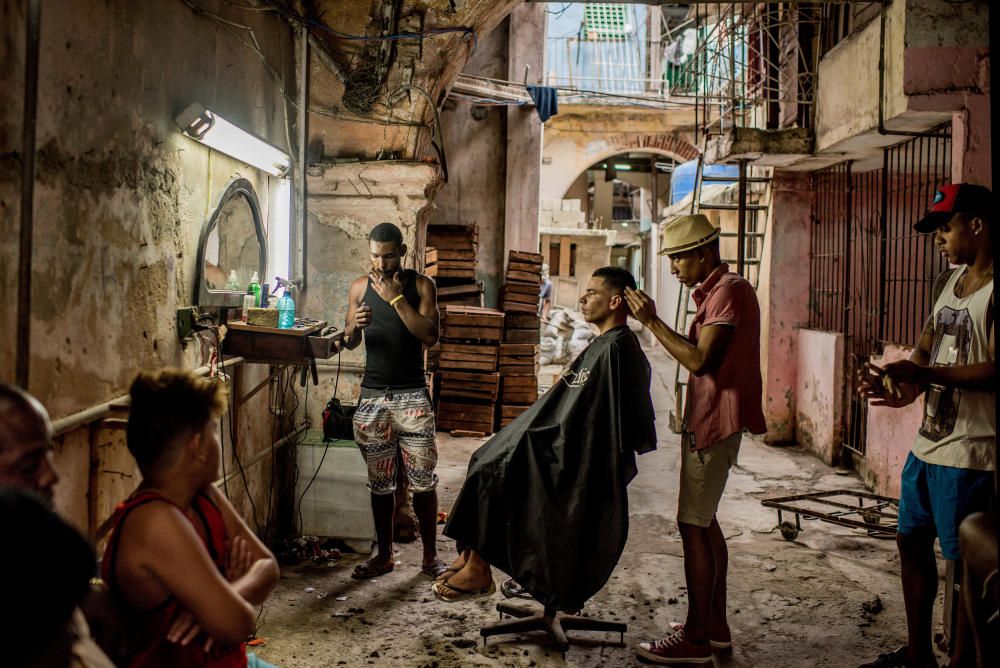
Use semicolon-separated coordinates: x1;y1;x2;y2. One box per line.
579;276;620;324
0;396;59;504
369;240;405;278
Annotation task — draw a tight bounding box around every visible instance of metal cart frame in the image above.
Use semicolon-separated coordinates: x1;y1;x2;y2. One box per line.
761;490;899;541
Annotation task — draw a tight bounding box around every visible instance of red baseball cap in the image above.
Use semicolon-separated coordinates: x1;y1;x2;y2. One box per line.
914;183;993;233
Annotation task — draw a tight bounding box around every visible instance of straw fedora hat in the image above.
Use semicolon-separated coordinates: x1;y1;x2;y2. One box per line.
659;214;721;256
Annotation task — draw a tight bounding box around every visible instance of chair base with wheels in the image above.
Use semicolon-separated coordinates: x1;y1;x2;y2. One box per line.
480;601;627;655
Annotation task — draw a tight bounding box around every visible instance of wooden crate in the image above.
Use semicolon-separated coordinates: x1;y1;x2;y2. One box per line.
426;264;476;280
501;375;538;404
499;343;539;358
437;399;495;435
500;283;540;314
505;270;541;286
505;313;541;330
439;371;500;402
500;364;540;376
504;328;540;344
438;283;484;300
426;224;478;252
499;404;532;428
508;250;543;265
441;306;504;342
438;342;498;373
426;248;476;263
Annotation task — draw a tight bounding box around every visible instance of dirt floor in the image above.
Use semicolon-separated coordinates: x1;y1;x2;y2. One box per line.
252;344;947;667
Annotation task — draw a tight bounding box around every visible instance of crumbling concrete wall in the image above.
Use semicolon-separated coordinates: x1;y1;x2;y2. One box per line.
757;173;813;443
2;0;297;537
427;18;509;306
300;161;440;417
795;329;845;465
815;0;988;186
862;344;924;497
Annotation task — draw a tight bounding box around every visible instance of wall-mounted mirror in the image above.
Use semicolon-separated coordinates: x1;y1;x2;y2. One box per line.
194;178;267;307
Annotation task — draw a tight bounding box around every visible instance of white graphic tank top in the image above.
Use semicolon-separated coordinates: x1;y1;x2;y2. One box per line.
912;266;994;471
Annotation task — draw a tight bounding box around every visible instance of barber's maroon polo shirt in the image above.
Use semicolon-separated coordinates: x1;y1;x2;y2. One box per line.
686;263;767;450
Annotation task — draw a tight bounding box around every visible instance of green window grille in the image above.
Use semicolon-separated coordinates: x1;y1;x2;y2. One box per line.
583;4;631;40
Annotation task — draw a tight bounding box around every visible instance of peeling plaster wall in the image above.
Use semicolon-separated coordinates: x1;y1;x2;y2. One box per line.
814;0;988;183
301;161;440;418
815;0;908;153
757;173;813;442
862;344;924;497
794;329;845;466
307;0;523;161
2;0;297;536
428;18;509;306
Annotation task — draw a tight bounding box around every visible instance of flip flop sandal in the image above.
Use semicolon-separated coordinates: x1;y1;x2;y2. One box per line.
500;578;534;600
421;562;453;579
351;560;395;580
432;579;496;603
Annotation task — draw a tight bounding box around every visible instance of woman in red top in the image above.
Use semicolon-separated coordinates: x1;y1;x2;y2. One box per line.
102;369;280;667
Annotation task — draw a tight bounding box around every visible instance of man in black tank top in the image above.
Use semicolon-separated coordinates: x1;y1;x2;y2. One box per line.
341;222;448;580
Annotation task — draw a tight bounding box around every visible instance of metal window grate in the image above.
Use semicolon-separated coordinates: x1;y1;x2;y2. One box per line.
808;126;951;457
584;4;631;40
881;130;952;347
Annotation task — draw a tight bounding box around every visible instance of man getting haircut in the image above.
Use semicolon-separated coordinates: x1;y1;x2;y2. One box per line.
433;266;656;609
101;369;280;667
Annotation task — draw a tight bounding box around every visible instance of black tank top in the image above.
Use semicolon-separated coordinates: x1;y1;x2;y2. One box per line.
361;269;427;390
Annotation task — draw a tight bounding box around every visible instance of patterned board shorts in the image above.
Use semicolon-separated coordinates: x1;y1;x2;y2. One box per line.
352;387;438;495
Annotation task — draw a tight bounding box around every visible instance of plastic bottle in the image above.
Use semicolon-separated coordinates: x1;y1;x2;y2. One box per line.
248;271;262;307
277;287;296;329
241;292;255;323
225;270;240;291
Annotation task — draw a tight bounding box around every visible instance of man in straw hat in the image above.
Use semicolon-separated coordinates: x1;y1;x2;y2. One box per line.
624;213;766;664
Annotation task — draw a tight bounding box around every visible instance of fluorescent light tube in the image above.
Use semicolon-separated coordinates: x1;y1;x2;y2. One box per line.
176;103;290;176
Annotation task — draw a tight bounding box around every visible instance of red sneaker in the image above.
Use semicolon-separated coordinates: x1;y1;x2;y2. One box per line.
636;629;713;664
667;621;733;652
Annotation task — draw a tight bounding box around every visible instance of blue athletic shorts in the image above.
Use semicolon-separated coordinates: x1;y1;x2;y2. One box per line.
897;452;994;560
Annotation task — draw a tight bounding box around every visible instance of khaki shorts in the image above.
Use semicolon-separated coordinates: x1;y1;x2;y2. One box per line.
677;431;742;527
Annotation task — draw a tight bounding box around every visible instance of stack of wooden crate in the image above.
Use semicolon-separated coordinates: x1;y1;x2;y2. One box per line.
425;224;484;309
500;251;543;315
424;224;484;378
435;306;504;435
495;250;544;429
498;343;540;428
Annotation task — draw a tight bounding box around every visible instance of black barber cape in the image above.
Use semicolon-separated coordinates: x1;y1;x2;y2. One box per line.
443;325;656;612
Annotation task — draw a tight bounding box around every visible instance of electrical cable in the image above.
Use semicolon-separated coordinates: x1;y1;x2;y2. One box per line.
225;0;476;47
457;73;700;108
388;83;449;182
225;360;262;535
296;352;341;535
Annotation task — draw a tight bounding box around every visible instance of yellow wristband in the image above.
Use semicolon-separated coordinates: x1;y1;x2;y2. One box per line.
389;295;404;307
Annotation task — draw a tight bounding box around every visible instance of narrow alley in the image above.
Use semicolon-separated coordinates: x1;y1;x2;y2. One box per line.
253;348;914;667
2;2;994;668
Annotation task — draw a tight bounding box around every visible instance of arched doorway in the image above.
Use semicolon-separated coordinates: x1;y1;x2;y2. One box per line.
541;150;682;309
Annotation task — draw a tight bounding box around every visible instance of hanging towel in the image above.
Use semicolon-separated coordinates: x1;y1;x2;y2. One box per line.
526;85;559;123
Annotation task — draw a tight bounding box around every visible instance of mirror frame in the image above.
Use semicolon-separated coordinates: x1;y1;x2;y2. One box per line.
194;178;268;308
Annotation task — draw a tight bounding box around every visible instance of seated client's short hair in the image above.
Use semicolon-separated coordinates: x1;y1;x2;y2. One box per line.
369;222;404;246
593;266;637;293
127;369;227;471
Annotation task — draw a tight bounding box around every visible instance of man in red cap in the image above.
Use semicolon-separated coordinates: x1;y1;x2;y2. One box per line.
625;214;767;664
859;183;995;668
